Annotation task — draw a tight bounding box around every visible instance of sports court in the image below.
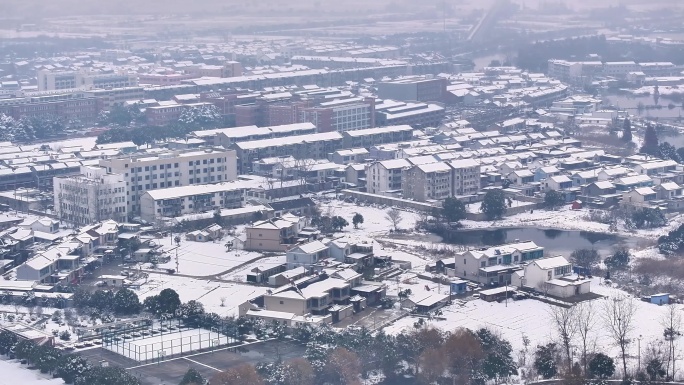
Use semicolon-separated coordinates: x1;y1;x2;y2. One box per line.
104;327;232;362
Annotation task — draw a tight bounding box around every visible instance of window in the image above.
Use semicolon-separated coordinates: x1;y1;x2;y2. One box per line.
279;301;284;305
548;271;552;280
145;166;149;171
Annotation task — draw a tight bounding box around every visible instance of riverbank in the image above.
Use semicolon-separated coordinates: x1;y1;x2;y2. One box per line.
460;206;681;241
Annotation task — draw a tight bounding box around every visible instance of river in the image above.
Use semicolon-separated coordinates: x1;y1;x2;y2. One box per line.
442;227;640;258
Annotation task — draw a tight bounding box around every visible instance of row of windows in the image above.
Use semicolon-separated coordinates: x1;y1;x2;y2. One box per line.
124;158;226;171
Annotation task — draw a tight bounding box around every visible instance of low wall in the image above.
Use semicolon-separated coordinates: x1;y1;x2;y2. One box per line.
340;189;437;213
465;202;543;221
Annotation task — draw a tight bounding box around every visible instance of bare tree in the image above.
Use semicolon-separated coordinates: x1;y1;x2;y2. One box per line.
537;281;552;297
419;348;446;385
442;328;485;385
574;301;597;375
323;347;362;385
282;358;315;385
211;363;263;385
385;208;403;231
601;294;637;379
662;304;682;379
549;305;578;374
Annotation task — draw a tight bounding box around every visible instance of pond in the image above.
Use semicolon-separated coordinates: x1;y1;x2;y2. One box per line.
442;227;641;258
604;92;684;119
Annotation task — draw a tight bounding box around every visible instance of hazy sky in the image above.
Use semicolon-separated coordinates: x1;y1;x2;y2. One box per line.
1;0;678;19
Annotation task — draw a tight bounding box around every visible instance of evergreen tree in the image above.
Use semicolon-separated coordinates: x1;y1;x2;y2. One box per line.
543;190;565;208
476;328;517;380
481;189;507;220
177;300;205;326
641;124;660;156
589;353;615;379
89;289;114;312
156;288;181;315
113;288;141;315
622;118;632;142
179;368;205;385
331;216;349;231
74;365;141;385
443;197;467;223
659;142;680;162
534;343;559;379
56;355;90;384
352;213;364;229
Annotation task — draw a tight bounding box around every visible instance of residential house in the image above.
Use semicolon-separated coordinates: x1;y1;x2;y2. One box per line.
331;148;370;165
328;236;374;268
16;240;84;284
582;181;617;197
511;256;590;298
366;159;410;195
499;161;524;176
622;187;657;206
597;166;631;181
507;169;535;186
246;263;288;284
449;159;481;196
263;277;353;320
657;182;683;200
18;218;59;234
453;241;544;285
634;160;678;176
614;175;653;191
402;162;453;202
534;166;560;182
405;291;450;314
345;164;367;189
544;175;573;191
286;240;329;269
245;214;304;252
571;169;600;187
268;267;309;286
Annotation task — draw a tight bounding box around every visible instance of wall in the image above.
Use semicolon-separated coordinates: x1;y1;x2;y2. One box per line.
263;296;307;315
464;202;542;221
340;189;437;213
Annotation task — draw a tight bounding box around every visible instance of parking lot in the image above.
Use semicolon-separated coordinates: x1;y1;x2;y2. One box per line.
79;340;306;385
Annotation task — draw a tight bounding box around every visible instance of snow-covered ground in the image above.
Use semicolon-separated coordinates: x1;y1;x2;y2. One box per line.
385;277;673;370
461;205;684;241
150;235;266;277
0;358;64;385
105;328;230;362
132;274;268;317
316;201;422;237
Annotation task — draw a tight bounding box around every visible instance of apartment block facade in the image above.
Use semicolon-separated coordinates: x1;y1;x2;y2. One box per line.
99;148;238;214
53;166;127;225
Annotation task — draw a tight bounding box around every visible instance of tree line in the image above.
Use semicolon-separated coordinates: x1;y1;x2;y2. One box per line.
96;103;223;147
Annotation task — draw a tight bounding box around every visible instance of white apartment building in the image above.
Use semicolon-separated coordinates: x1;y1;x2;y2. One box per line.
53;165;127;225
99;148;238;214
547;60;582;82
449;159;481;196
402;162;452;201
603;61;640;77
37;70;139;91
366;159;411;195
